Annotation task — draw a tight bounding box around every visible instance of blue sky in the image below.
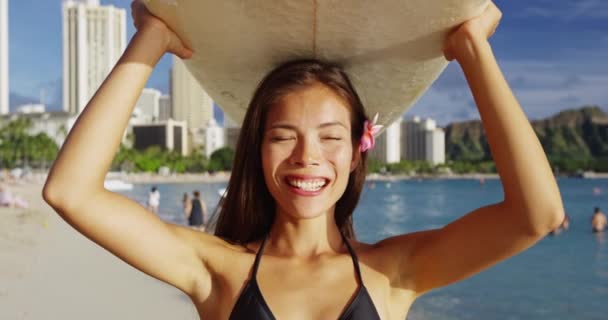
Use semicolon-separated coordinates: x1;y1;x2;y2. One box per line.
7;0;608;125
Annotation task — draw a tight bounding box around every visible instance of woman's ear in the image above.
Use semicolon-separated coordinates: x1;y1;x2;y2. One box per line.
350;147;361;172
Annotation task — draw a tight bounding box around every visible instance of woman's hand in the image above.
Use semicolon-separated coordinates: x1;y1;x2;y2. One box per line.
443;1;502;61
131;0;193;59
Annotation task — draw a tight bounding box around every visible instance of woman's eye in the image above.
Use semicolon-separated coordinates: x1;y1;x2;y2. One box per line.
271;136;294;142
323;136;343;141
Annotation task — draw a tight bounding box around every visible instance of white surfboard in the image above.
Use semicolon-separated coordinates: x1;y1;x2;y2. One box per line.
143;0;488;127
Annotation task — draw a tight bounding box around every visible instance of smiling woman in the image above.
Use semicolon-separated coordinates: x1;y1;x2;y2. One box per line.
213;61;378;319
41;1;564;319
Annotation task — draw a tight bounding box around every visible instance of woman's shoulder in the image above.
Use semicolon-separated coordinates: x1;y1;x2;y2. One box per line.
350;234;417;254
170;226;253;258
174;229;260;282
350;234;420;279
348;238;399;268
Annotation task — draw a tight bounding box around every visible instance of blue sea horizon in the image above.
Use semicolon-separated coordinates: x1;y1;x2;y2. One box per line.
120;178;608;320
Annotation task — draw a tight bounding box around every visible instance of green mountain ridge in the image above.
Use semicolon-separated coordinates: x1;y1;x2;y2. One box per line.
444;106;608;172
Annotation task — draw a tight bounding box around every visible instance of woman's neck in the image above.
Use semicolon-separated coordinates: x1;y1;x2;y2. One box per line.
266;208;344;258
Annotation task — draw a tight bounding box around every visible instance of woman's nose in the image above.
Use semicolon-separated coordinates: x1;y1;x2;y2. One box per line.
290;138;321;166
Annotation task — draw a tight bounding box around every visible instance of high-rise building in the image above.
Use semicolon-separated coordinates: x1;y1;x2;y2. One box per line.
425;127;445;165
0;0;8;115
401;116;445;165
62;0;126;114
135;88;161;122
369;118;401;164
401;116;424;161
171;57;214;131
224;114;238;128
132;119;188;156
223;112;241;151
158;94;171;121
225;127;241;151
204;118;225;158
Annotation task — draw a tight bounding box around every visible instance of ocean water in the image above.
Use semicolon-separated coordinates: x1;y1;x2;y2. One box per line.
120;178;608;320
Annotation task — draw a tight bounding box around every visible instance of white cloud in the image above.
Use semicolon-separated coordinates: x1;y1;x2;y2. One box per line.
502;61;608;120
520;7;554;18
407;86;478;126
519;0;608;20
407;59;608;126
571;0;608;18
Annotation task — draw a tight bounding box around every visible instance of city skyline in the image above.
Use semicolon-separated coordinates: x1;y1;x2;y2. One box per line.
5;0;608;125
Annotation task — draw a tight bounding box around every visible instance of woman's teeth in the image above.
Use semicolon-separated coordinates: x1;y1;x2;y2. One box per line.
287;178;327;191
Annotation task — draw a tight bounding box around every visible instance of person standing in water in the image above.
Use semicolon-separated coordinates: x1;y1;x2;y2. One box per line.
186;190;207;231
147;186;160;214
182;192;191;216
591;207;607;232
42;1;564;318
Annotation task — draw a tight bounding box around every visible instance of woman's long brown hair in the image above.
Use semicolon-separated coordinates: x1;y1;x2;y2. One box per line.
211;59;368;244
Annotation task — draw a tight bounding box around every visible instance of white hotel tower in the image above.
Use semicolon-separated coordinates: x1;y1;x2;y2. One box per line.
0;0;8;115
62;0;126;114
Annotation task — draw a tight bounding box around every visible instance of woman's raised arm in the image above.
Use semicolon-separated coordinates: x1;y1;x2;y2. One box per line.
379;2;565;295
42;1;215;298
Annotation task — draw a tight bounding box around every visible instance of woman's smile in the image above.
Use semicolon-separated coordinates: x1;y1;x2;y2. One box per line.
284;175;331;196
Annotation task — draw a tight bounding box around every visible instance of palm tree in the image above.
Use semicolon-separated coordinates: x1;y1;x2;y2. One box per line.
0;117;32;167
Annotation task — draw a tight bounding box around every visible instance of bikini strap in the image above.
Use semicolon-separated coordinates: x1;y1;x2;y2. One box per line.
340;231;364;285
251;235;268;279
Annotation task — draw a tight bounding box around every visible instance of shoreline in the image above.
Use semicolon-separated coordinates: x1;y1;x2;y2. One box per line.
24;170;608;186
106;171;231;184
102;171;608;184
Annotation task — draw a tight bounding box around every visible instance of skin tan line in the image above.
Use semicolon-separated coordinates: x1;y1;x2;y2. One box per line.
42;1;564;319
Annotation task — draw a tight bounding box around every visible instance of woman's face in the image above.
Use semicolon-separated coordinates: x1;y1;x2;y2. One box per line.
261;83;358;221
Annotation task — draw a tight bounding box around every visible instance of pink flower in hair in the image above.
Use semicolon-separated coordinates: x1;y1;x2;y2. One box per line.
359;113;383;153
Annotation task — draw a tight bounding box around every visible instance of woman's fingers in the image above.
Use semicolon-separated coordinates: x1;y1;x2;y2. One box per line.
131;0;151;31
129;0;194;59
131;0;167;33
166;34;194;59
174;46;194;60
481;2;502;38
442;1;502;60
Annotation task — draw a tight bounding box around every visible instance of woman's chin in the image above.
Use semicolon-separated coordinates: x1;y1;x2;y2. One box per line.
293;211;326;220
279;204;333;221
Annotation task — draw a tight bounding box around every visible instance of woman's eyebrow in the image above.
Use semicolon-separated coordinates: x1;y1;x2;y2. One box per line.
267;121;348;130
268;123;297;130
318;121;348;129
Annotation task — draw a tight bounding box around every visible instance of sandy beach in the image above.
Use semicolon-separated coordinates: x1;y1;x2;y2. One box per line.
0;180;198;320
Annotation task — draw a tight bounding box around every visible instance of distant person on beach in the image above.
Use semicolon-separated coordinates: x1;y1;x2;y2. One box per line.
186;190;207;231
147;186;160;214
42;2;565;318
182;192;191;217
0;185;29;209
591;207;607;232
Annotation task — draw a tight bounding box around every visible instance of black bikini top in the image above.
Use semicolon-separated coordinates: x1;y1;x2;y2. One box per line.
229;232;381;320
